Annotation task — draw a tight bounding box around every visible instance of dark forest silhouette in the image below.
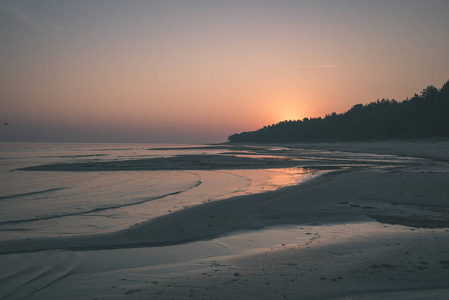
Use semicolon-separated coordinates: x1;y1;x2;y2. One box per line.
228;80;449;143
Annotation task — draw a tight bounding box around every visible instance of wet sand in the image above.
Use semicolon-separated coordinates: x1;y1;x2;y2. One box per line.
1;141;449;299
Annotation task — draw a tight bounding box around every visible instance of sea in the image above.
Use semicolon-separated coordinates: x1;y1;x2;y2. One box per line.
0;142;314;241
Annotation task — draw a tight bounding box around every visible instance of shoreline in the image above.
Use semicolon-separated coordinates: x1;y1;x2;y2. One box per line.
0;170;337;253
2;160;448;254
235;140;449;162
1;141;449;299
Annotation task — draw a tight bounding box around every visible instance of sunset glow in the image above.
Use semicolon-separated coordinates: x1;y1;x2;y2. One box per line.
1;1;448;143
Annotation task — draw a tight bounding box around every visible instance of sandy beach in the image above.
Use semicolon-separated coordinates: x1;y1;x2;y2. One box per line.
1;141;449;299
2;0;448;298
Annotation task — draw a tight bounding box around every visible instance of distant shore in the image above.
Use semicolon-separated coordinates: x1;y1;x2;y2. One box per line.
284;140;449;162
227;139;449;162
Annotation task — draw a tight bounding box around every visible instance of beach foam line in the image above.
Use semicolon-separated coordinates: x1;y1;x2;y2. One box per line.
0;187;68;201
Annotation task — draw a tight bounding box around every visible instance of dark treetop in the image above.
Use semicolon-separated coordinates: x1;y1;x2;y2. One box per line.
228;80;449;143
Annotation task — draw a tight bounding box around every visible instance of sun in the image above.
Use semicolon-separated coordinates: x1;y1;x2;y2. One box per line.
277;106;301;122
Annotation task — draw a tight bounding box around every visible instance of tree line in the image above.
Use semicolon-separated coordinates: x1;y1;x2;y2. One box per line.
228;80;449;143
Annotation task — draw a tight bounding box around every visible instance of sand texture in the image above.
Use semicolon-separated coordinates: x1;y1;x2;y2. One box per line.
1;141;449;299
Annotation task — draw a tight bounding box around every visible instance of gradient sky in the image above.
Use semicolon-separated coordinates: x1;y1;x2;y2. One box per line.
1;0;448;143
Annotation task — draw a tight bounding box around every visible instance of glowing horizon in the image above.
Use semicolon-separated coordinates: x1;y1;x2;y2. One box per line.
1;1;448;143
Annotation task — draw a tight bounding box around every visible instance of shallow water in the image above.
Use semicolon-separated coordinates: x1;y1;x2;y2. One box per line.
0;143;315;240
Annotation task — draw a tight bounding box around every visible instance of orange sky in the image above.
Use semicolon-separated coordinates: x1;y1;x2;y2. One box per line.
1;1;448;143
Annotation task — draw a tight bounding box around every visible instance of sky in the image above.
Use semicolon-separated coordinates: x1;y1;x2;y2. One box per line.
1;0;448;143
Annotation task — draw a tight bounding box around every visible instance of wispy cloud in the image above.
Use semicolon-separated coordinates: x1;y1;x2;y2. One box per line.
294;65;337;68
0;1;64;34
